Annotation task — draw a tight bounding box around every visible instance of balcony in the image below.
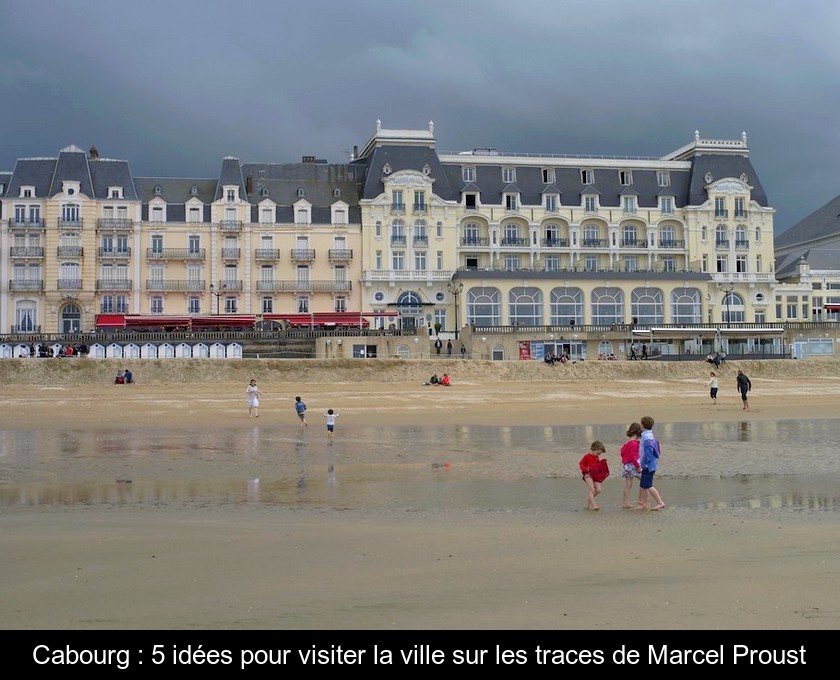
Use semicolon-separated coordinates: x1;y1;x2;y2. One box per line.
9;218;45;230
147;248;206;260
217;280;243;292
462;236;490;247
390;203;405;214
57;245;83;257
221;248;241;259
218;220;242;232
658;239;685;249
734;211;749;219
290;248;316;261
715;240;729;248
735;239;750;249
328;248;353;261
413;236;429;247
620;239;647;248
258;280;352;292
541;237;569;247
714;210;729;219
9;279;43;291
412;203;427;214
582;238;609;247
98;247;131;258
146;279;206;291
11;325;41;333
57;278;83;290
390;235;407;247
254;249;280;261
500;237;529;246
58;219;84;229
97;279;132;291
10;246;44;258
97;218;133;230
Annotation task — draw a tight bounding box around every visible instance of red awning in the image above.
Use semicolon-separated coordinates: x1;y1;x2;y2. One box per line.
95;314;127;328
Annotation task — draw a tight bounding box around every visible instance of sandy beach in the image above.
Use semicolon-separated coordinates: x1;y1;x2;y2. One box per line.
2;357;840;630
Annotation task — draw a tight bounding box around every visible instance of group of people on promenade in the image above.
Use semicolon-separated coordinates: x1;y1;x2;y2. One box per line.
579;415;664;512
246;381;340;439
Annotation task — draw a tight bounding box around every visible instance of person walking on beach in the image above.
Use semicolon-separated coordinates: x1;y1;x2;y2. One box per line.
636;415;665;510
579;440;609;511
620;422;643;509
709;371;719;405
736;370;752;410
294;395;308;426
246;379;262;418
323;408;340;441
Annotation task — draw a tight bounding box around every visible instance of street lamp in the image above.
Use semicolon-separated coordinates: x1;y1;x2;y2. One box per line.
209;282;226;315
447;281;464;339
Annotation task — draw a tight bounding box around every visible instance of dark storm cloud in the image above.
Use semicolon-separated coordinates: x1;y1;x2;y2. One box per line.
2;0;838;232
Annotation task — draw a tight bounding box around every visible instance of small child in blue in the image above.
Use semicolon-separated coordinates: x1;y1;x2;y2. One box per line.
294;396;307;427
323;408;340;440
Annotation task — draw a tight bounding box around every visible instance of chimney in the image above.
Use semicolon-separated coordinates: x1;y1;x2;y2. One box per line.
89;146;99;159
353;145;359;159
302;155;315;163
245;175;253;194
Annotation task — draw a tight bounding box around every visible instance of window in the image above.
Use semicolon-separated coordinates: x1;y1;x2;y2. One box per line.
671;288;701;324
262;297;273;314
375;250;382;269
661;257;676;272
735;225;748;247
436;221;443;237
701;254;708;272
225;297;237;314
542;168;555;184
392;251;404;270
659;225;676;246
660;197;673;214
631;288;664;325
463;223;481;245
723;292;745;323
502;167;515;183
622;196;636;213
736;255;748;273
544;255;560;272
227;189;236;202
619;170;633;186
188;207;201;223
583;224;599;245
714;197;727;218
584;195;597;212
545;194;558;211
437;251;443;269
151;206;163;222
375;221;382;237
505;194;518;210
413;191;426;212
391;190;404;211
734;197;746;218
467;287;501;326
260;208;273;224
151;235;163;254
414;251;426;270
462;166;475;182
756;254;762;272
716;256;728;273
465;193;477;209
701;225;707;241
151;296;164;314
297;296;309;313
550;287;583;326
503;223;521;244
624;256;638;272
508;287;543;325
188;296;201;314
584;256;598;271
335;296;347;313
755;226;761;242
657;171;670;187
591;287;624;324
715;225;728;246
504;255;520;271
622;224;638;246
581;169;593;184
188;235;200;254
62;204;80;222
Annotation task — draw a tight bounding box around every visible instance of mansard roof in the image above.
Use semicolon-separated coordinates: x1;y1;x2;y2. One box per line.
686;154;769;207
214;157;247;202
88;159;139;200
355;144;457;201
240;161;361;207
134;177;217;203
49;146;94;197
775;192;840;249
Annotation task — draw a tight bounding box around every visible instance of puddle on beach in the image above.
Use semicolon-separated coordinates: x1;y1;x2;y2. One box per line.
2;420;840;514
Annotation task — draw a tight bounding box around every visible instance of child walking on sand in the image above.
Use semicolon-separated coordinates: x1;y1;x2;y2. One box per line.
636;415;665;511
323;408;340;441
709;371;719;405
620;422;643;508
294;396;308;427
579;441;609;511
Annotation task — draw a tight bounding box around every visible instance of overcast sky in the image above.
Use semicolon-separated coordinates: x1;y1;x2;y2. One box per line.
2;0;838;234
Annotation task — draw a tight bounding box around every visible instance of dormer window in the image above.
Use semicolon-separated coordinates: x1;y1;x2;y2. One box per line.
190;185;199;195
622;195;637;213
505;193;518;211
261;187;269;197
581;169;594;184
584;195;597;212
108;186;123;199
462;166;475;182
619;170;633;186
660;197;674;214
502;167;515;183
657;171;670;187
333;187;341;197
226;189;236;202
297;188;305;198
154;185;162;195
542;168;555;184
545;194;558;211
21;186;35;198
382;163;392;175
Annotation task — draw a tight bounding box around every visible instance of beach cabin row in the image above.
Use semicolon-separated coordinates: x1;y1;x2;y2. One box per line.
0;342;243;359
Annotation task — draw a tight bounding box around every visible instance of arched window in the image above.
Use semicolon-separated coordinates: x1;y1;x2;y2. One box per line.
715;224;728;246
630;288;664;325
509;287;542;325
60;303;82;334
735;225;747;246
549;287;583;325
467;287;500;326
670;288;702;324
722;291;745;323
591;287;624;324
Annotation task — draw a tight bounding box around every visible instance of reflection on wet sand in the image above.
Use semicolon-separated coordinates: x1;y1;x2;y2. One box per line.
2;418;840;514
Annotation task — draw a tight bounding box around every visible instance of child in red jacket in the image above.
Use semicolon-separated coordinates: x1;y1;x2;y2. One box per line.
579;440;609;511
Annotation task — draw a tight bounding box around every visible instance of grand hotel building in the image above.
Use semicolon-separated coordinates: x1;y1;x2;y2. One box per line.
1;122;808;357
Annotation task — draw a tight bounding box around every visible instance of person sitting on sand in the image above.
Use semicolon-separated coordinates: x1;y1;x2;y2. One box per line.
429;374;439;385
440;373;451;386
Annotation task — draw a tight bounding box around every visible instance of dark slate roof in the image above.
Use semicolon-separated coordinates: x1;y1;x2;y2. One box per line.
6;158;59;199
240;161;361;208
134;177;217;204
89;159;139;200
775;248;840;280
49;147;94;197
0;171;12;195
215;157;247;202
686;154;769;207
775;192;840;248
355;145;457;201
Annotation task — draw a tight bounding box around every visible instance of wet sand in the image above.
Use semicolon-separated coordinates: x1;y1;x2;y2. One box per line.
2;362;840;630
